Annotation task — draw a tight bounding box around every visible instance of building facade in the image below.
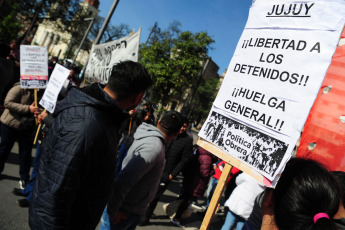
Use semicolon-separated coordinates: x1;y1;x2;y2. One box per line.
31;0;99;64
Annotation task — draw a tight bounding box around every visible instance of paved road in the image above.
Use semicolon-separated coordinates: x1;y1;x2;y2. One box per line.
0;140;226;230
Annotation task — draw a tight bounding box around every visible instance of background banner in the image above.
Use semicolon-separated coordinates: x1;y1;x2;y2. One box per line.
85;30;141;83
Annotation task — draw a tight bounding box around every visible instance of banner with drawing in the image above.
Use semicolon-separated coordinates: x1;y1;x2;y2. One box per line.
199;0;345;181
85;29;141;83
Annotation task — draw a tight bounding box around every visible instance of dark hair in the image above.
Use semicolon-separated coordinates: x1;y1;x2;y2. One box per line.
181;116;189;126
144;101;152;108
159;111;183;135
332;171;345;208
0;42;11;58
133;109;149;125
273;158;339;230
107;61;152;99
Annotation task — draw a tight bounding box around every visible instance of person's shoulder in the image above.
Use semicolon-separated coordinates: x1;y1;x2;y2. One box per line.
141;135;165;151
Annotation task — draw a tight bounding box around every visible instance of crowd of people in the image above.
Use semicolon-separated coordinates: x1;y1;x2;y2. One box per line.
0;39;344;230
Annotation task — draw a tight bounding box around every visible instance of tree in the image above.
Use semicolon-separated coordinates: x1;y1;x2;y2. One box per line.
90;16;131;44
63;15;131;59
0;0;87;44
139;21;214;107
0;2;22;43
189;76;219;123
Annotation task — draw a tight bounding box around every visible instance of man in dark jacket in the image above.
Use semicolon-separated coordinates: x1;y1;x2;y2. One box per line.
143;119;193;224
29;61;152;230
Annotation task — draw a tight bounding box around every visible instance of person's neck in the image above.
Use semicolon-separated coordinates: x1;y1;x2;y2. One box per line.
103;85;116;100
157;125;168;140
103;85;126;110
334;204;345;219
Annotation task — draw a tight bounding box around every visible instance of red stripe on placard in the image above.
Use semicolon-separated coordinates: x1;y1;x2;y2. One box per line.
297;44;345;171
20;75;48;80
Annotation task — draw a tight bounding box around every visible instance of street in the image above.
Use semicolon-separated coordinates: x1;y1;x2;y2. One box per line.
0;140;226;230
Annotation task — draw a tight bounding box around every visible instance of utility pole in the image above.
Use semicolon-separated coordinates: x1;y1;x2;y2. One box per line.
72;17;95;66
80;0;120;81
22;10;39;44
187;58;210;118
94;0;120;44
145;22;158;45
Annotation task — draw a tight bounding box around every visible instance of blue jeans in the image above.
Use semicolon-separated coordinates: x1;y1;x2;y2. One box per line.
100;207;141;230
99;207;111;230
0;123;33;180
21;143;42;201
206;177;219;208
221;210;245;230
242;221;257;230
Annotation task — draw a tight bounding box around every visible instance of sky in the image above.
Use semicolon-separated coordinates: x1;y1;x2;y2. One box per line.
97;0;253;75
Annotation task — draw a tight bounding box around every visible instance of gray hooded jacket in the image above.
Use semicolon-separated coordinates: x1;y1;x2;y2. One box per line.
107;122;166;216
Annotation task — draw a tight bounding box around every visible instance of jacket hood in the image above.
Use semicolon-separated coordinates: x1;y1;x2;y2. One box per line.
55;83;129;123
134;122;166;144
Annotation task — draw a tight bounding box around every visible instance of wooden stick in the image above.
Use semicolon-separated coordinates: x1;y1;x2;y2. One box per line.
33;109;46;145
82;78;86;88
34;89;38;125
128;117;133;135
200;163;232;230
33;123;41;145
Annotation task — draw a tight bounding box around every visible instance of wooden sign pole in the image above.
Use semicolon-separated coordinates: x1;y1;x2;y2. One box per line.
200;163;232;230
33;109;46;145
197;136;274;229
33;123;42;145
34;89;38;125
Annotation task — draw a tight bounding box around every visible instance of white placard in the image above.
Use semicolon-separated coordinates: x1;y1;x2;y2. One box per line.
199;0;345;181
215;29;340;139
85;30;141;83
39;64;70;113
20;45;48;89
246;0;345;31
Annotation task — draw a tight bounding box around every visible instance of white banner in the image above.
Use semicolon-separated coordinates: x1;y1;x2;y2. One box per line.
199;0;345;180
39;64;70;113
20;45;48;89
85;29;141;83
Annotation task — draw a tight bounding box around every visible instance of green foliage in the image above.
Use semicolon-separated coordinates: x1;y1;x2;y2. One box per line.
139;21;214;106
190;77;219;121
0;8;22;43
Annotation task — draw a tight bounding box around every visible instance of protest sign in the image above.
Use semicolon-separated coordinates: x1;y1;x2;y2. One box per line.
20;45;48;89
199;0;345;181
200;1;345;229
39;64;70;113
85;29;141;83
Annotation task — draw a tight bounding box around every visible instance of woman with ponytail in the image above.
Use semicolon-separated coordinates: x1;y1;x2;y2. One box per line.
261;158;340;230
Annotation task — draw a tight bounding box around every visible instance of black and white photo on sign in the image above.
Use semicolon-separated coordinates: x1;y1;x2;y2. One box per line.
202;111;288;177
